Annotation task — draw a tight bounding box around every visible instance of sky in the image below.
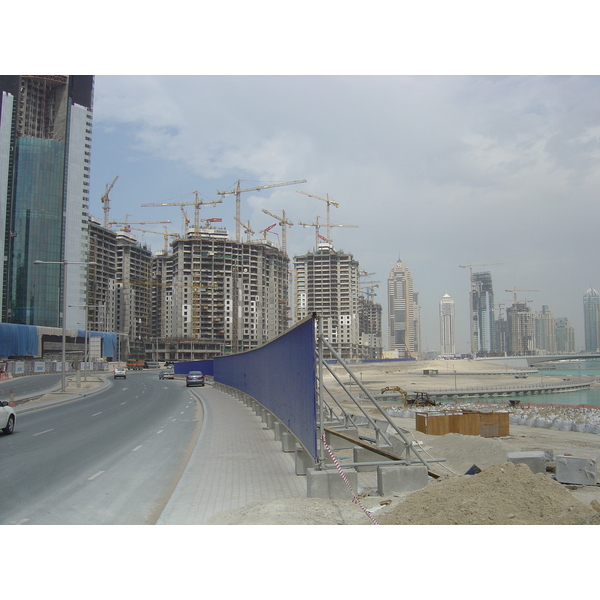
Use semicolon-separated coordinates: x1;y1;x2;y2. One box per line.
12;2;593;355
86;74;600;353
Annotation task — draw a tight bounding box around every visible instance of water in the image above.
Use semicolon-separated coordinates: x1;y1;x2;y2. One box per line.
524;360;600;407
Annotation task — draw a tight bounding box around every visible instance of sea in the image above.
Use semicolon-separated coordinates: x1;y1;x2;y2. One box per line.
495;360;600;408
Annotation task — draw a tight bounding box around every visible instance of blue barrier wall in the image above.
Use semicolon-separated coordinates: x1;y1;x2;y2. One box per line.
173;360;214;376
214;315;317;460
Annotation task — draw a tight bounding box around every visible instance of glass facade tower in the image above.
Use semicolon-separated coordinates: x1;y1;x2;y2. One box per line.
0;75;94;328
583;287;600;352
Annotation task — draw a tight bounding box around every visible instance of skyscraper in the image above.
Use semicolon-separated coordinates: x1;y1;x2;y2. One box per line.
439;293;455;356
387;259;414;358
471;271;496;356
583;287;600;352
294;244;360;359
0;75;94;328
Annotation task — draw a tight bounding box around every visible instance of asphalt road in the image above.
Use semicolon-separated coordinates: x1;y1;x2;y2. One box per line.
0;373;64;401
0;371;203;524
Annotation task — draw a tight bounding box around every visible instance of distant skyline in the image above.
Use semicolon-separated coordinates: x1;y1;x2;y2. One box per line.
84;74;600;353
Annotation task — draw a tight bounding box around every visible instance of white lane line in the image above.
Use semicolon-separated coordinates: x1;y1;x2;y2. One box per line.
92;412;102;417
132;445;143;452
17;518;30;525
33;429;53;436
120;402;126;405
88;471;105;481
156;429;164;434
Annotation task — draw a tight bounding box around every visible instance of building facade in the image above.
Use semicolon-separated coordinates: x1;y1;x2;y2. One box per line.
358;295;382;359
439;293;455;356
506;301;534;356
556;317;576;354
534;305;557;354
387;259;415;358
294;243;360;359
583;287;600;352
0;75;94;329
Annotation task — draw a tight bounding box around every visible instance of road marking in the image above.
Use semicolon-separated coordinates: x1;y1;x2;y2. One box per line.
17;518;29;525
33;429;53;436
92;412;102;417
120;402;126;405
132;445;143;451
88;471;105;481
156;429;164;434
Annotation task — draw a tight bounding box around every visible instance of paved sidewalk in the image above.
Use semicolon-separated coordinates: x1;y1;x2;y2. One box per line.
157;385;307;524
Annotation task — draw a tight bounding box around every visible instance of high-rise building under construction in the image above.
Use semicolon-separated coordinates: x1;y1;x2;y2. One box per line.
471;271;496;355
0;75;94;329
387;259;415;358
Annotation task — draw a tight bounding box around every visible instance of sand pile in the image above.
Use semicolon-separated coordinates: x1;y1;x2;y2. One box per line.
377;462;597;525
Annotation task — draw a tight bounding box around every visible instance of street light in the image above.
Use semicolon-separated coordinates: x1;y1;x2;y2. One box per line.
34;260;97;392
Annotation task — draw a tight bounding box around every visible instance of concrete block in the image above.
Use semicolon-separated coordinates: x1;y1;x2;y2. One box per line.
507;451;547;474
325;427;359;450
377;465;429;496
295;444;316;475
556;455;597;486
261;408;268;423
273;421;284;441
307;467;358;499
265;413;274;429
281;431;296;453
353;445;394;472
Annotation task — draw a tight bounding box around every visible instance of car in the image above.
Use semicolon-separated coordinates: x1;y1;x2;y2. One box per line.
114;367;127;379
0;400;15;435
159;369;174;380
185;371;205;387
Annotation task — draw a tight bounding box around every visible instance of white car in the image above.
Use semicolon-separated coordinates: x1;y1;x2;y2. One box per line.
0;400;15;435
114;367;127;379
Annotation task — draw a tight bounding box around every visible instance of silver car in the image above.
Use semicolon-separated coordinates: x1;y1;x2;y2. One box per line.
0;400;15;435
185;371;205;387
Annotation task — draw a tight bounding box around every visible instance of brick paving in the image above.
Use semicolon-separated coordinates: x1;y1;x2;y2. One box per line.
157;385;307;524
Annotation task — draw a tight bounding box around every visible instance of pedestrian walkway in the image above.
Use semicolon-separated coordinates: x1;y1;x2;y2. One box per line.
157;385;307;524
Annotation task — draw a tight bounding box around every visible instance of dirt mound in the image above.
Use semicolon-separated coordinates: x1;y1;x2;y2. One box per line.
377;462;596;525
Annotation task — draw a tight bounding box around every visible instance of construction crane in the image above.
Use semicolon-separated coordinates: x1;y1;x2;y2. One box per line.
297;190;339;241
200;217;223;230
261;208;293;255
505;287;539;305
141;191;222;234
128;226;179;254
259;222;277;241
234;217;254;242
299;216;358;250
108;215;172;233
217;179;307;242
361;284;380;301
459;262;504;358
101;175;119;228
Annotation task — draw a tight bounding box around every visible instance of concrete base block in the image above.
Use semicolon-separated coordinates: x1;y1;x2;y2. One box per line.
325;427;359;450
281;431;296;453
507;451;547;474
261;408;268;423
353;445;394;472
377;465;428;496
266;413;274;429
295;445;316;475
273;421;284;441
307;467;358;499
556;455;597;486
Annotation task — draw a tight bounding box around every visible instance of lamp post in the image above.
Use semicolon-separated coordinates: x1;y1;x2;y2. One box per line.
34;260;97;392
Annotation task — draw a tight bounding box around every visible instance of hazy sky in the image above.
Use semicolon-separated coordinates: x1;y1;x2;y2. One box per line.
87;74;600;353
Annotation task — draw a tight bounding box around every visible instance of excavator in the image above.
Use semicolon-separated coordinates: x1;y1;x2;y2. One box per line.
380;386;436;407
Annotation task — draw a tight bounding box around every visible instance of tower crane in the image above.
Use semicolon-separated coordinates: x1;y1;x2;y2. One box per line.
180;207;190;233
361;283;380;301
234;217;254;242
459;262;504;358
505;288;539;305
217;179;307;242
108;216;172;233
141;191;222;234
128;226;179;254
261;208;293;255
201;217;223;229
299;216;358;250
259;222;277;241
101;175;118;228
297;190;339;242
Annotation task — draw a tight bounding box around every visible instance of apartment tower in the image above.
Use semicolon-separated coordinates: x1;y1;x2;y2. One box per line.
470;271;496;356
0;75;94;328
294;243;360;359
583;287;600;352
387;259;414;358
